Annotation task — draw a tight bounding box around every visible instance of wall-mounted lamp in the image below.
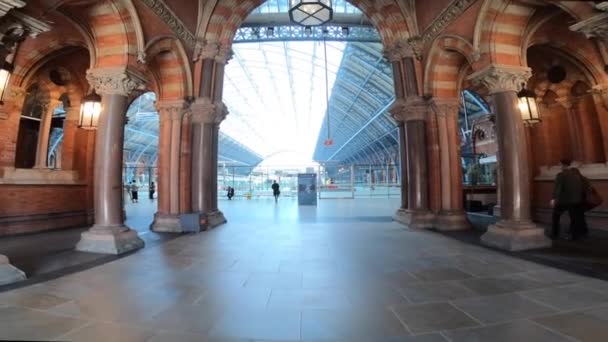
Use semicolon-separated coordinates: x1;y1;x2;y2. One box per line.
79;90;102;129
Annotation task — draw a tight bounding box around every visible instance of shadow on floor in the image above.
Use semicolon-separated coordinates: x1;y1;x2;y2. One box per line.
436;213;608;281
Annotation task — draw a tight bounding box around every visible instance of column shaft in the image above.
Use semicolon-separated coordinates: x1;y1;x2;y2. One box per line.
34;102;56;168
157;115;172;215
397;122;408;209
169;115;182;214
406;120;428;210
93;94;129;228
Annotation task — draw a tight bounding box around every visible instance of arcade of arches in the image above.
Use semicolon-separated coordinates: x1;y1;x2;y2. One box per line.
0;0;608;339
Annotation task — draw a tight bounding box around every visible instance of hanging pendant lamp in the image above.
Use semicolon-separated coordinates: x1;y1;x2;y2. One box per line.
289;0;333;26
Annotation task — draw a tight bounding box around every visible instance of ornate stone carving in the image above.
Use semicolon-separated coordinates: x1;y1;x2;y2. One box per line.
432;99;460;118
156;100;191;121
194;40;233;64
389;97;428;122
418;0;476;53
384;39;415;62
190;97;228;124
0;0;25;18
570;12;608;41
591;84;608;109
86;69;146;96
468;65;531;94
139;0;196;48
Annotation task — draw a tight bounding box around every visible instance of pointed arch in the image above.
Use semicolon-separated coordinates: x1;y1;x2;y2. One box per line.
145;36;194;101
424;35;475;98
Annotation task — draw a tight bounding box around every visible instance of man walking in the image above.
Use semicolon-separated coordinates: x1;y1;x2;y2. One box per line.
550;159;587;240
271;180;280;203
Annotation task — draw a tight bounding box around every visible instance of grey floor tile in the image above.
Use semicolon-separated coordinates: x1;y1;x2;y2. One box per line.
534;311;608;342
301;308;408;340
208;308;301;341
398;281;477;304
458;274;549;296
244;272;303;290
141;303;220;335
444;319;574;342
452;293;556;324
409;267;473;282
391;302;479;334
521;284;608;311
268;288;351;310
0;305;86;341
60;322;155;342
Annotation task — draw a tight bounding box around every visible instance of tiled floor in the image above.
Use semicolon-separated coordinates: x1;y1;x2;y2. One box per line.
1;198;608;341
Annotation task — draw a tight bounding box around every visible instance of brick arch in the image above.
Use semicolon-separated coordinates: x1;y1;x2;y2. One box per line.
424;35;474;98
13;42;90;88
527;42;606;86
551;1;597;21
144;37;193;101
88;0;142;69
476;0;536;67
199;0;412;47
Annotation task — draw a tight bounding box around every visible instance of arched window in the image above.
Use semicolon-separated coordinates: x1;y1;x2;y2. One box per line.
15;84;49;168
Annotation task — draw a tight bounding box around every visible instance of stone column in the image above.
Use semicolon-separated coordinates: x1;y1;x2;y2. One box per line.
556;97;585;162
591;84;608;162
76;69;146;255
151;100;190;232
391;99;435;228
434;99;470;230
469;65;550;251
190;97;227;228
0;254;25;286
33;99;60;168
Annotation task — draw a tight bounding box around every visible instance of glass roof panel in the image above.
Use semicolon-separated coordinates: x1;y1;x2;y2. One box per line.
222;41;345;160
254;0;360;14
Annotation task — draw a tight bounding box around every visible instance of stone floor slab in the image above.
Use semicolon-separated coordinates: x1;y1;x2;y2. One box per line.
451;293;556;324
391;302;479;334
444;319;574;342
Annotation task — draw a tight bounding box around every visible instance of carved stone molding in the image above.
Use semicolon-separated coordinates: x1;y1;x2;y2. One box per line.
417;0;476;54
5;85;26;103
384;39;415;62
86;69;146;96
156;100;191;121
389;97;428;122
0;0;24;18
139;0;196;48
570;12;608;41
432;98;460;118
468;65;532;94
195;40;233;64
591;84;608;109
598;2;608;12
190;97;228;124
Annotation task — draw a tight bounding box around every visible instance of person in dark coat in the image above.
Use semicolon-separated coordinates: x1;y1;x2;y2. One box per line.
271;180;280;203
550;158;588;240
149;182;156;200
227;186;234;200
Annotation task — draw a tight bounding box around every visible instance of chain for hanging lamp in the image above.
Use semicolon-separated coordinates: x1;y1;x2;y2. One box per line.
323;36;334;147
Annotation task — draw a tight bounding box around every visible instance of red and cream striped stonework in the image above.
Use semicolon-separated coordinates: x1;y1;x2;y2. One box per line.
424;36;477;98
202;0;411;46
89;1;138;68
145;38;192;101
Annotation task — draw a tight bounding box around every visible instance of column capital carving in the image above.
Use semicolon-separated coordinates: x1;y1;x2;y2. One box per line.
432;98;460;118
569;12;608;41
194;40;233;64
156;100;191;121
389;97;428;122
5;85;26;103
86;68;146;96
468;64;531;94
383;39;416;62
190;97;228;124
592;84;608;109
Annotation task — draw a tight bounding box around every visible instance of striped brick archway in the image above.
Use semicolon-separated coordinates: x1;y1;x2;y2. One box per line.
199;0;413;47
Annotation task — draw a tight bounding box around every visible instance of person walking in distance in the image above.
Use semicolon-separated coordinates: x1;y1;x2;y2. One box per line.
149;181;156;200
271;180;280;203
131;180;139;203
550;158;587;240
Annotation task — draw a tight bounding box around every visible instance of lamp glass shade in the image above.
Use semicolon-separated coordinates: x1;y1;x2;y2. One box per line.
517;88;540;125
79;92;102;129
289;0;333;26
0;68;12;104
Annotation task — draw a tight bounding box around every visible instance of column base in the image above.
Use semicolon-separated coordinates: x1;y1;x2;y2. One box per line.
150;214;184;233
435;211;471;231
206;210;227;229
481;220;551;251
0;255;26;286
393;209;435;229
76;225;145;255
493;205;501;218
